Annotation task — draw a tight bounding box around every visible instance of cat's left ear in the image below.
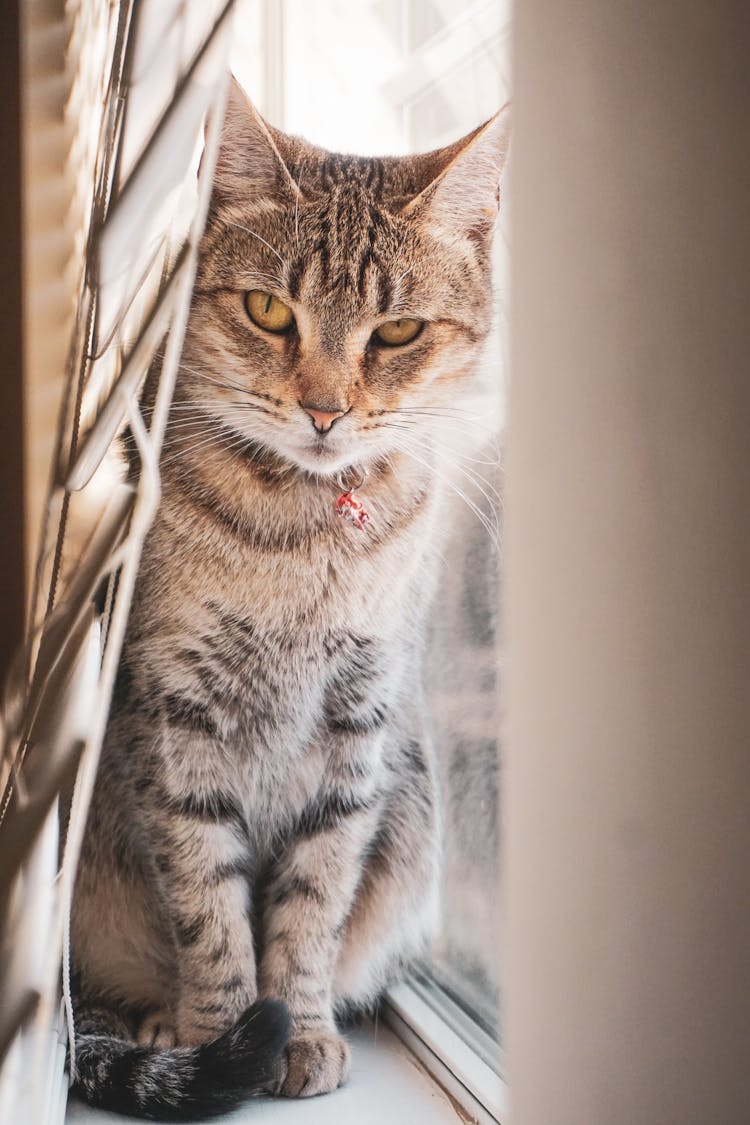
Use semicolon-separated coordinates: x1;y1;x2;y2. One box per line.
210;77;301;203
403;106;511;239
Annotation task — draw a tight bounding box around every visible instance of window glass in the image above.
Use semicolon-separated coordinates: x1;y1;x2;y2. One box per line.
396;5;509;1051
233;0;509;1056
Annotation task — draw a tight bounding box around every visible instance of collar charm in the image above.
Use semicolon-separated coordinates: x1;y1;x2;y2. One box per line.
335;468;370;531
335;489;370;530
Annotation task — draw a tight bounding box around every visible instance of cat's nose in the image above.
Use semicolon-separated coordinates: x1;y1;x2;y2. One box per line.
300;403;347;434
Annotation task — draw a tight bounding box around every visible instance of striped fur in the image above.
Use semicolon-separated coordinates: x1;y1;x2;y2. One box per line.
71;80;509;1116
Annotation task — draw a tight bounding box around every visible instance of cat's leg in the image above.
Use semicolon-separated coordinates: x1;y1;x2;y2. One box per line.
71;816;174;1019
259;649;430;1096
333;736;440;1010
140;730;257;1047
259;774;381;1096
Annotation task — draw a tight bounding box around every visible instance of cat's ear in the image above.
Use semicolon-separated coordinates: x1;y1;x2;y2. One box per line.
211;77;301;202
403;107;511;238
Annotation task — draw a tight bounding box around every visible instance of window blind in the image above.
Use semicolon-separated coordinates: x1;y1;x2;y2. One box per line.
0;4;237;1122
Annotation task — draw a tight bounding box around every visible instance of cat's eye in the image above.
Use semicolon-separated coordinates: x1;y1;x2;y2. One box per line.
245;290;295;334
374;318;424;347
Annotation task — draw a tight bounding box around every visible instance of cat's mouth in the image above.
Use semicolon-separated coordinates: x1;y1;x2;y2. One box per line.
232;427;371;480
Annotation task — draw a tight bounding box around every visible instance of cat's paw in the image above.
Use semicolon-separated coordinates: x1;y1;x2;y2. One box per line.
136;1009;177;1050
277;1029;351;1097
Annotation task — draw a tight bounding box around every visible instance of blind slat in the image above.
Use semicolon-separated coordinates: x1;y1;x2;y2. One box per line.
94;2;233;345
0;3;237;1114
68;246;190;491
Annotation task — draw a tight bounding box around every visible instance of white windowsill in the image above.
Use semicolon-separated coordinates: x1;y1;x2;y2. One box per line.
64;1021;471;1125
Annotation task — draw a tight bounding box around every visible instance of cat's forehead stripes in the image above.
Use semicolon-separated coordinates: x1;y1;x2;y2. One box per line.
283;184;401;353
286;154;386;198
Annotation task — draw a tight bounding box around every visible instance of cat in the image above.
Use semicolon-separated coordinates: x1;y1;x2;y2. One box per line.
70;78;509;1119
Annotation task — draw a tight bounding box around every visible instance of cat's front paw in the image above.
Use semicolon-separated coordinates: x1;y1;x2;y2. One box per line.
278;1029;351;1097
136;1009;177;1049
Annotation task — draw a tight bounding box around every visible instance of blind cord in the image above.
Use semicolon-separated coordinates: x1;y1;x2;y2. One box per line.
62;865;76;1082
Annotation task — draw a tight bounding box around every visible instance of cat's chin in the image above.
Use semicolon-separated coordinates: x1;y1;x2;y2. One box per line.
229;432;364;480
276;440;369;479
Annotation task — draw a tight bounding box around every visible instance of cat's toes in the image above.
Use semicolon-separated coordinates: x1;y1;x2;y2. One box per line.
278;1029;351;1097
136;1009;177;1049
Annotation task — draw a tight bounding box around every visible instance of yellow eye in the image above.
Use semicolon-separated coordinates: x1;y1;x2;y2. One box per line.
245;290;294;334
374;318;424;347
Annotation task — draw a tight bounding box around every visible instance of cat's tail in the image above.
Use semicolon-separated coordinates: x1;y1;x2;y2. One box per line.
72;1000;290;1121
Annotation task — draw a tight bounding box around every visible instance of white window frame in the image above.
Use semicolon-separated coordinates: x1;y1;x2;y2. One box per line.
383;980;508;1125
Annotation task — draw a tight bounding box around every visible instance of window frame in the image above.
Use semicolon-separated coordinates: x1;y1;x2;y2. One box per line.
383;980;507;1125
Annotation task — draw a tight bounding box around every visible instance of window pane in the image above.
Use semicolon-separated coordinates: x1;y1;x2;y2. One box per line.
380;0;509;1048
233;0;509;1054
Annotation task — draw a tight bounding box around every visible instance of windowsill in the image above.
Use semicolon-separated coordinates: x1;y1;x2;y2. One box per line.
64;1022;470;1125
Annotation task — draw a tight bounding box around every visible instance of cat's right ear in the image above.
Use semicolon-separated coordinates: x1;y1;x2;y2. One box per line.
210;77;301;203
402;106;511;241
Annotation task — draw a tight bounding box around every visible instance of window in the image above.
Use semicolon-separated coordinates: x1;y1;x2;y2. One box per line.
233;1;510;1115
1;2;509;1122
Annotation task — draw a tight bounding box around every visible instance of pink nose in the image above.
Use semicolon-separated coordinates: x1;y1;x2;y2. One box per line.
301;404;347;433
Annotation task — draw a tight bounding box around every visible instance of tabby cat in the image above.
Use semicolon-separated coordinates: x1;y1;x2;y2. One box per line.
70;79;509;1119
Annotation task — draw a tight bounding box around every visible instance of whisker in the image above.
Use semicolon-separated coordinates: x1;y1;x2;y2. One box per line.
242;269;288;289
377;413;502;451
162;422;216;435
390;426;502;488
391;430;503;511
379;420;502;470
378;416;501;468
168;397;265;410
175;358;277;404
175;358;247;389
216;217;287;268
389;269;415;316
161;429;227;455
383;404;497;423
179;369;262;400
162;419;256;439
168;401;273;418
293;166;303;250
160;430;252;468
388;438;500;550
381;407;500;434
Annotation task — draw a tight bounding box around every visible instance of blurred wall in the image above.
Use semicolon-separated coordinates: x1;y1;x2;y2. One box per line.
506;1;750;1122
0;3;26;683
0;0;76;684
22;0;77;589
